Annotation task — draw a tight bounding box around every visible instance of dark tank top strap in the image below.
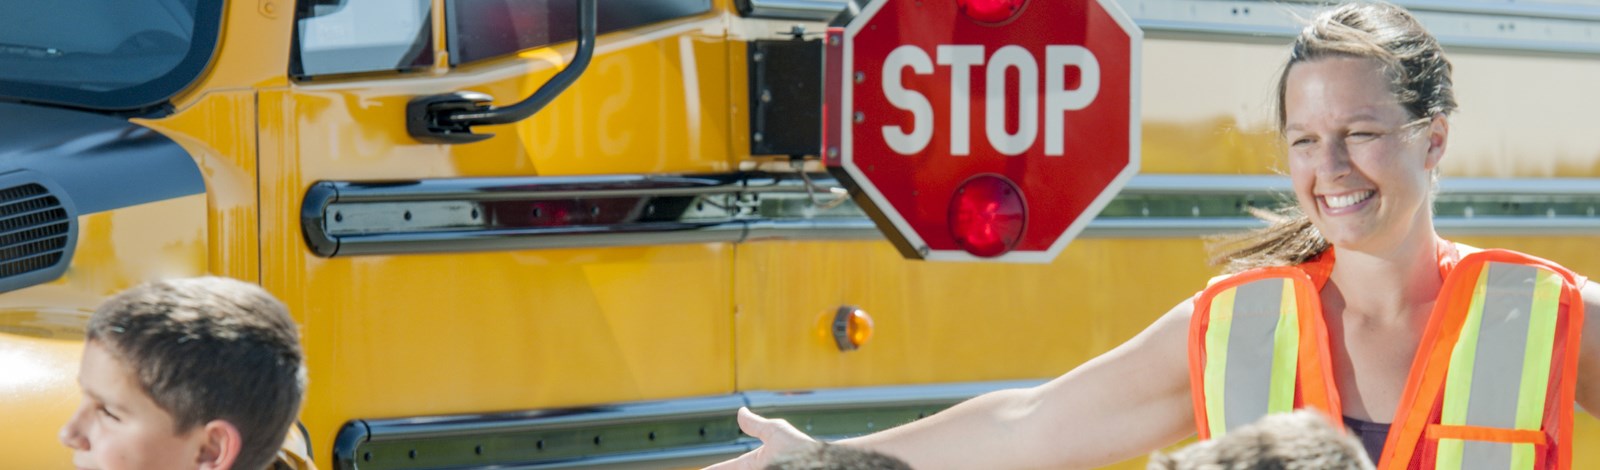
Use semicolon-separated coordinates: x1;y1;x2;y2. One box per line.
1341;415;1389;464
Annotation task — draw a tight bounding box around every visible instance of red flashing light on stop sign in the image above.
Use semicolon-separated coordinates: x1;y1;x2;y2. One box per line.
958;0;1026;24
949;175;1025;257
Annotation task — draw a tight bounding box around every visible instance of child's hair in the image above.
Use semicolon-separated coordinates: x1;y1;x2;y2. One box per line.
765;443;914;470
86;277;306;470
1148;411;1373;470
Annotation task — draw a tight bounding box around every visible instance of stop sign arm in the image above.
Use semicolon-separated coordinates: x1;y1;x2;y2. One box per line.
824;26;926;260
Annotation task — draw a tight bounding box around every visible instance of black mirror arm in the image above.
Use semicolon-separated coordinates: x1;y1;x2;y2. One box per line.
407;0;598;143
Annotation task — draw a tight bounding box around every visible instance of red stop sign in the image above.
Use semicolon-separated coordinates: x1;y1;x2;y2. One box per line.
824;0;1141;262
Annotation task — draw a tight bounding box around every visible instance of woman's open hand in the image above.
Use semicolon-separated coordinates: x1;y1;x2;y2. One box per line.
704;407;819;469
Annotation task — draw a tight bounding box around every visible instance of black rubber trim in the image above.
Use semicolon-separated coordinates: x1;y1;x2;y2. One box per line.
297;421;315;461
301;182;340;257
332;420;371;470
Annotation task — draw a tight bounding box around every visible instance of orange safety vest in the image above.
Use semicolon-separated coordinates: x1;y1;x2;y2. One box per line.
1188;241;1586;470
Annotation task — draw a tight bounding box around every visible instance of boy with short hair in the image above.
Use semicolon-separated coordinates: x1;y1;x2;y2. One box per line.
58;277;307;470
766;443;914;470
1147;410;1373;470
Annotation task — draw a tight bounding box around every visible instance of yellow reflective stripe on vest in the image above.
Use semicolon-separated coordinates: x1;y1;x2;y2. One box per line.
1513;268;1563;467
1435;263;1561;470
1202;277;1299;436
1204;287;1234;438
1269;279;1299;414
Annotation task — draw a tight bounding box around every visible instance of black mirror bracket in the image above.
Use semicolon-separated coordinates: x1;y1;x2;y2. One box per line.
407;92;496;144
406;0;598;144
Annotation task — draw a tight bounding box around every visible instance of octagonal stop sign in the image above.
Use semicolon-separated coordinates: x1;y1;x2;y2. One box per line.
824;0;1141;262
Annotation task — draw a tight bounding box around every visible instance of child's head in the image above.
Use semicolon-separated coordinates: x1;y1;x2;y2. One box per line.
1148;411;1373;470
765;443;914;470
59;277;306;470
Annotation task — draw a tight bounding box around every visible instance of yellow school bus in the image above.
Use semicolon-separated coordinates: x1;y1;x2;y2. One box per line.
1;0;1597;468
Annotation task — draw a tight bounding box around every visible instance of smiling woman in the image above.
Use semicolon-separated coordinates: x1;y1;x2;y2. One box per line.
1209;2;1458;274
1283;57;1441;252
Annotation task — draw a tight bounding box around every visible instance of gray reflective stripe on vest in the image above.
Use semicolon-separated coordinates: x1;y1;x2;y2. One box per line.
1464;263;1536;469
1222;278;1286;433
1447;262;1546;470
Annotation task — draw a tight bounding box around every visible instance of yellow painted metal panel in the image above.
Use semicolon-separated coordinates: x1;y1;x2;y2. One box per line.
1140;38;1600;177
1140;39;1284;175
268;16;735;181
505;29;737;175
0;329;82;469
256;11;743;467
257;245;737;470
136;92;262;283
734;238;1212;389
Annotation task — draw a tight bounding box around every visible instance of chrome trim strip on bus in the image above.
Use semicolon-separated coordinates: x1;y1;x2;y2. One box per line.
1434;217;1600;236
355;395;747;443
742;219;882;241
513;444;757;470
736;0;852;20
1089;213;1600;238
732;0;1600;55
303;173;1600;257
313;174;749;202
320;220;884;256
1088;218;1268;238
1126;175;1600;197
738;0;1600;25
1439;178;1600;196
326;222;747;256
743;379;1044;411
1121;0;1600;56
1119;174;1291;195
332;380;1039;469
1088;218;1600;238
1366;0;1600;23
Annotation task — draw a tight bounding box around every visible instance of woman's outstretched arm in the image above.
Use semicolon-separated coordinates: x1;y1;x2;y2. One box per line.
709;297;1199;470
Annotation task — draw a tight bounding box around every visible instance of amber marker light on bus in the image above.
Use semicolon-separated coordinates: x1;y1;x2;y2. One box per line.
832;306;875;352
957;0;1027;24
949;174;1026;258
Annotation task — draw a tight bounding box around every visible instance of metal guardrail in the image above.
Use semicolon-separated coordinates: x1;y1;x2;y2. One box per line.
736;0;1600;56
737;0;854;20
1126;0;1600;55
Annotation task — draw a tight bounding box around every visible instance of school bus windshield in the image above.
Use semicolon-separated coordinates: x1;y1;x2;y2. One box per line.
0;0;220;111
